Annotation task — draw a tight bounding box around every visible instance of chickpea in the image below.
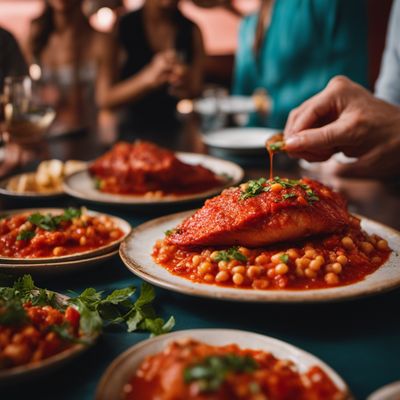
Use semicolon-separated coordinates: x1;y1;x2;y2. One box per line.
238;247;251;257
210;251;220;261
309;259;322;271
215;271;230;282
372;256;382;264
271;252;284;264
232;266;246;275
218;261;229;271
192;255;201;267
240;183;249;191
267;269;276;278
3;343;31;365
325;272;339;285
361;241;374;254
228;259;240;269
79;236;87;246
203;274;214;283
315;255;325;264
304;268;317;278
270;183;283;192
287;248;299;259
296;266;304;277
247;266;261;279
253;279;269;289
336;255;348;265
255;254;269;265
110;230;120;239
275;263;289;275
232;273;244;285
341;236;354;250
198;262;212;275
301;258;311;268
86;227;95;237
332;263;342;274
53;246;64;256
377;239;389;251
305;249;317;259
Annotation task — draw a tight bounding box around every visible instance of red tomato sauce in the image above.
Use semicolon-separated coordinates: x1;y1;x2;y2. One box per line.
0;212;124;258
122;340;345;400
0;303;80;369
153;224;391;290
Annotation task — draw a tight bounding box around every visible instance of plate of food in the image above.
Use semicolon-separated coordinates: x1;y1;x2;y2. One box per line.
0;276;98;384
63;141;244;206
120;176;400;303
95;329;351;400
0;275;173;384
0;249;119;274
0;207;130;264
202;127;280;154
0;159;86;199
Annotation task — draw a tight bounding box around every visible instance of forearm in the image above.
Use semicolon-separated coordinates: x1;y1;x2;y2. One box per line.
96;68;154;110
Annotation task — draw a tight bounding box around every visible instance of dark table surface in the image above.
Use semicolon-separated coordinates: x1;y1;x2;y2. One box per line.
1;122;400;400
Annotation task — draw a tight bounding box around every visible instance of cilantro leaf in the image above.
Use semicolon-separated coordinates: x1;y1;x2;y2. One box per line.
279;254;289;264
184;354;258;392
16;230;35;241
282;193;297;200
240;178;269;200
214;247;247;263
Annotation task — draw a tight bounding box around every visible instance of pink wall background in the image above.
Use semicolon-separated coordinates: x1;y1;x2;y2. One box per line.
0;0;260;56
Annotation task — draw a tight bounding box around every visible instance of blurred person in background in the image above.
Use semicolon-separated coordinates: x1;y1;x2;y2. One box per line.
232;0;368;129
29;0;113;137
0;27;28;177
96;0;205;145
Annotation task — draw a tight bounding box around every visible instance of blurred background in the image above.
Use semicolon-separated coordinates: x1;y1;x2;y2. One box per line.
0;0;395;177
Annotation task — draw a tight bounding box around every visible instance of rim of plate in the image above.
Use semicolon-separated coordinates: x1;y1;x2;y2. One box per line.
62;152;244;205
0;208;131;264
0;292;98;383
95;329;351;400
0;172;64;199
0;249;118;273
202;127;280;150
367;381;400;400
119;210;400;303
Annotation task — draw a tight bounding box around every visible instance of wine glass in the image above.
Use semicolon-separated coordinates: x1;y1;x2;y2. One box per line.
2;76;55;145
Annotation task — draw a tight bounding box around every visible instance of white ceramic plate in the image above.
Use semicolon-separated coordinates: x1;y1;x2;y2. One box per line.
0;208;131;264
0;173;64;199
95;329;351;400
202;127;280;152
63;153;244;206
368;381;400;400
120;210;400;303
0;292;98;385
0;249;118;274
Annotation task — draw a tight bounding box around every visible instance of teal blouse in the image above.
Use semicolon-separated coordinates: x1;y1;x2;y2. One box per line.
232;0;368;129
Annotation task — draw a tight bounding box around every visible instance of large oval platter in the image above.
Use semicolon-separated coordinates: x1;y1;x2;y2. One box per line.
120;210;400;303
63;152;244;207
95;329;351;400
0;292;98;385
0;208;131;264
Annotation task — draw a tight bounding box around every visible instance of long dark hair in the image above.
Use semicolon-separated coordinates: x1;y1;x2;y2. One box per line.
30;4;54;60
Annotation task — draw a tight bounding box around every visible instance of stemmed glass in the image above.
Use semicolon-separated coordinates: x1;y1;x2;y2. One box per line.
0;76;55;175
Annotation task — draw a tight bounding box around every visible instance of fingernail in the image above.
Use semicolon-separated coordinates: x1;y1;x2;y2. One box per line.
285;137;300;148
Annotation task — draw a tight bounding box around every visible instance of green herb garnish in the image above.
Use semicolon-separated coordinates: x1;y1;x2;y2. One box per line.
27;208;82;231
282;193;297;200
240;178;269;200
279;254;289;263
184;354;258;392
16;230;35;241
214;247;247;263
268;141;285;152
94;178;103;190
164;229;174;237
68;282;175;337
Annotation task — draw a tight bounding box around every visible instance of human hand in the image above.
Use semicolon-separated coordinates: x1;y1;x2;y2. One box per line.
284;76;400;178
144;50;176;88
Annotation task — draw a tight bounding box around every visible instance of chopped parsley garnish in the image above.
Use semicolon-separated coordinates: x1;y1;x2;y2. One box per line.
94;178;103;190
279;254;289;263
268;141;285;152
282;193;297;200
28;208;82;231
16;230;35;241
240;176;320;204
240;178;269;200
164;229;174;237
214;247;247;263
184;354;258;392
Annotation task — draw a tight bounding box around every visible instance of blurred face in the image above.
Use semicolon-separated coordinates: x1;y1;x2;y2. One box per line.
155;0;180;11
47;0;82;13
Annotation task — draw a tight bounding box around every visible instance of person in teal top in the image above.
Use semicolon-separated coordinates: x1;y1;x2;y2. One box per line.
232;0;368;129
